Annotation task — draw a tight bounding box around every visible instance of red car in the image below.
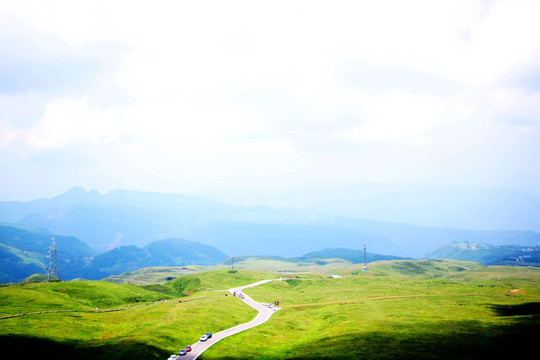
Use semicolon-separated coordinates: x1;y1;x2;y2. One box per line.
185;346;192;352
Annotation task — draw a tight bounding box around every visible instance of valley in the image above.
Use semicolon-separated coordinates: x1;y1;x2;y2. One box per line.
1;188;539;359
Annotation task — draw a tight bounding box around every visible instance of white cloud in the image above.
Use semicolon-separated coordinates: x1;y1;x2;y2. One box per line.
457;0;540;86
21;96;119;152
0;121;17;148
337;91;445;145
1;0;540;200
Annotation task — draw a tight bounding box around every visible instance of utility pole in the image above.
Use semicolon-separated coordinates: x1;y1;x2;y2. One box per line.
47;237;61;282
229;256;237;273
362;243;368;271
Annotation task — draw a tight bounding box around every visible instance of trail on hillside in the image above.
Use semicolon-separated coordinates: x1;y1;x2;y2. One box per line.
181;279;282;360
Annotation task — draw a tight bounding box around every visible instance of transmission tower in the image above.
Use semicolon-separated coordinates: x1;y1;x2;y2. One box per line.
47;237;61;282
229;256;237;273
362;243;368;271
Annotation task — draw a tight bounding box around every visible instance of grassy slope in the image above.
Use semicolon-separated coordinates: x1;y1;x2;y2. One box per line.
201;261;540;359
102;257;352;285
0;270;270;360
1;263;539;359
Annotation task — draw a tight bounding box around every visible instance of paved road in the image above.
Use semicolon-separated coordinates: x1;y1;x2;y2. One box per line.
177;279;281;360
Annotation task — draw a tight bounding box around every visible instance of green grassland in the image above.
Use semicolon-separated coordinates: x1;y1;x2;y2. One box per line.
103;266;203;285
203;261;540;359
102;256;354;285
1;261;539;359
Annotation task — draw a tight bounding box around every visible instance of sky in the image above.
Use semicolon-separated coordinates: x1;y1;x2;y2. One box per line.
1;0;540;205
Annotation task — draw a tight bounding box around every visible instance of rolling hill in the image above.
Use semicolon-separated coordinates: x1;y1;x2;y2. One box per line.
299;247;409;263
83;238;228;280
1;264;538;360
0;223;228;282
0;223;96;283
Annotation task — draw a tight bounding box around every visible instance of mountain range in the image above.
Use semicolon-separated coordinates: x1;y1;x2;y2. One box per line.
1;187;540;259
194;181;540;232
427;242;540;266
1;222;410;283
0;223;228;283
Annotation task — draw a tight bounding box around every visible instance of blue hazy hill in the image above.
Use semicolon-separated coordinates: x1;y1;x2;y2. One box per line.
1;187;539;258
0;223;228;282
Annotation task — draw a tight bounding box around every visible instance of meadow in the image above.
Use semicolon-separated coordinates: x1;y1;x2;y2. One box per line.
206;262;540;359
0;261;538;359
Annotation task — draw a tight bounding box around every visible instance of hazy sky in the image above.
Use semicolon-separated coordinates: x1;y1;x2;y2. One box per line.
1;0;539;203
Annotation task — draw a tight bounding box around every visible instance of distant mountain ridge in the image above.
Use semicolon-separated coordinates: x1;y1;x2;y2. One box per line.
299;248;409;263
0;223;96;283
427;242;540;266
83;238;228;280
2;220;540;284
0;223;409;284
1;187;540;258
213;181;540;232
0;223;227;283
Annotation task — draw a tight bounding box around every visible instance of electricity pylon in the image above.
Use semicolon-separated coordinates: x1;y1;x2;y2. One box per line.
362;243;368;271
47;237;61;282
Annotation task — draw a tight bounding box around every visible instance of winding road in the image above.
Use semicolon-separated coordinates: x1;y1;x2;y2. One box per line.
179;279;282;360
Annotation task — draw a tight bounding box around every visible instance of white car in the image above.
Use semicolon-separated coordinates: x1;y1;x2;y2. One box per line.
200;334;208;342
